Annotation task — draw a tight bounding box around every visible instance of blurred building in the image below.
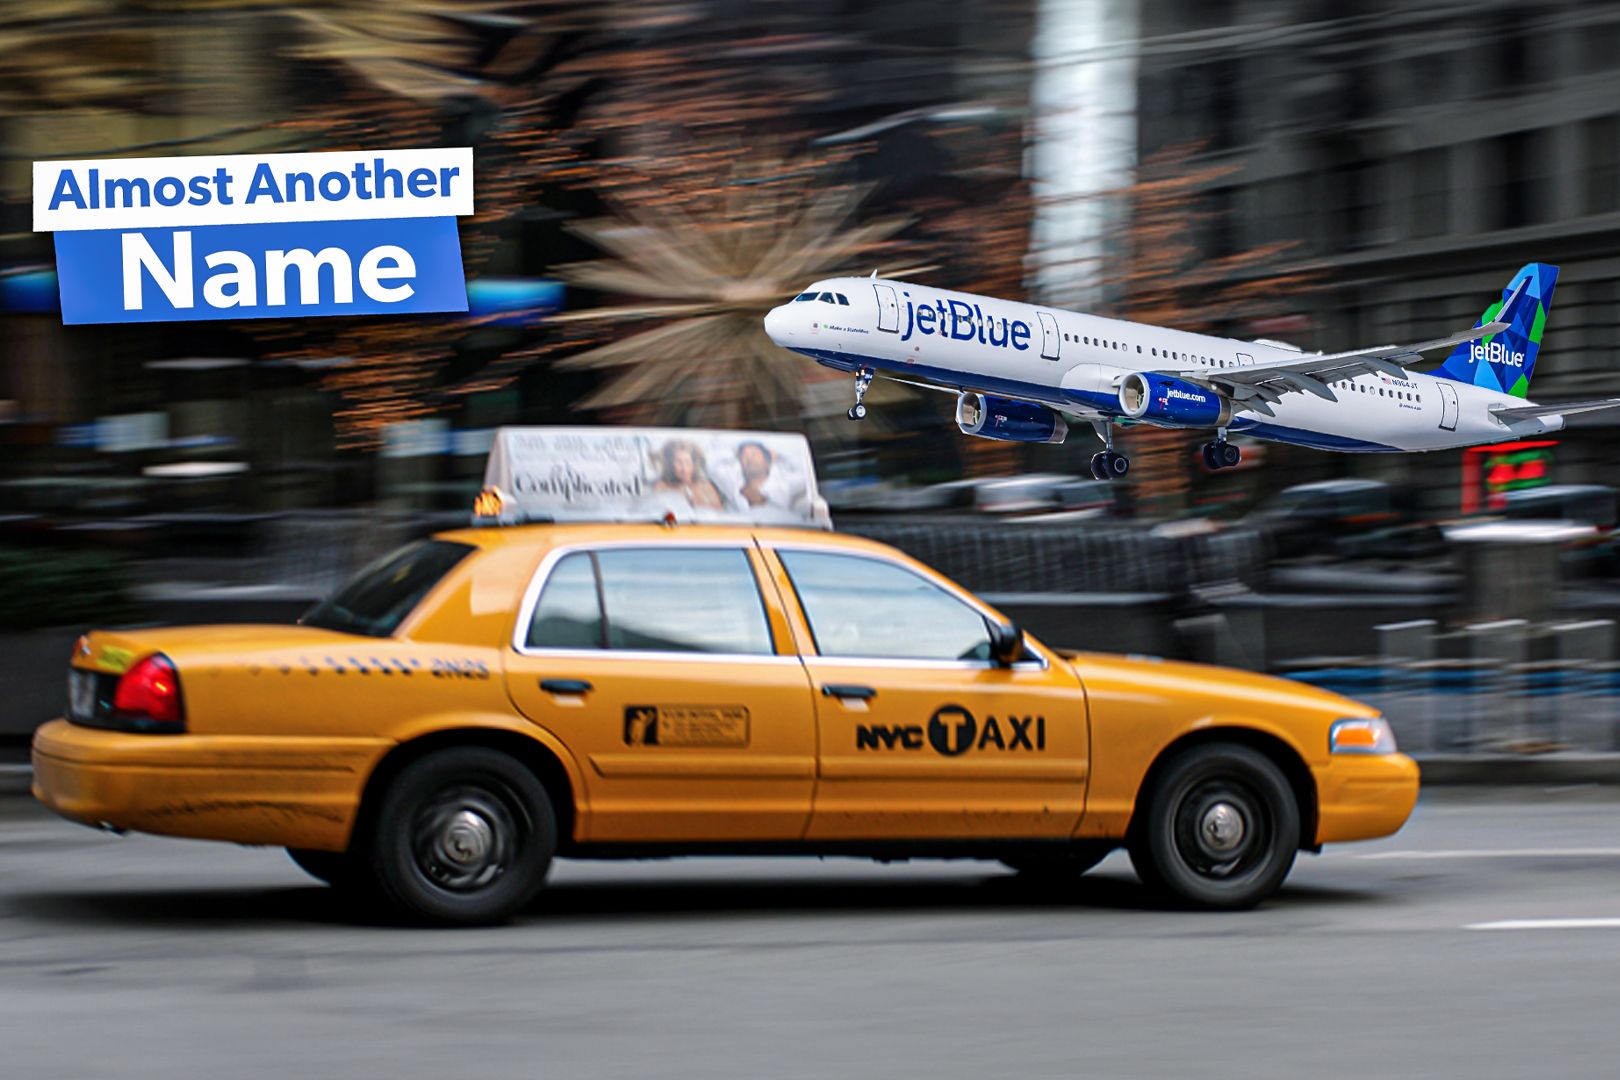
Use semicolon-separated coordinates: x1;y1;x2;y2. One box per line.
0;0;1038;520
1138;0;1620;512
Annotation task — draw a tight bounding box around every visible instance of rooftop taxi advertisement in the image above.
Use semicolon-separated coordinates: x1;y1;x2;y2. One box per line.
32;148;473;324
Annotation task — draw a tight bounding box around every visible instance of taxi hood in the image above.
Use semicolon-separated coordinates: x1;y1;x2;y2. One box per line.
1056;649;1379;720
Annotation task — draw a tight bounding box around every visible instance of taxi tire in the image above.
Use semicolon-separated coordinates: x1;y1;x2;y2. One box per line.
1128;743;1300;910
367;747;557;926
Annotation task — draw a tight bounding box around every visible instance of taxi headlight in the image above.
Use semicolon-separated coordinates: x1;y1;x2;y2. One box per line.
1330;716;1397;755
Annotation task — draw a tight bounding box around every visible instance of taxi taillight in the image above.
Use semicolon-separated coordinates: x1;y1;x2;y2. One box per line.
112;653;185;730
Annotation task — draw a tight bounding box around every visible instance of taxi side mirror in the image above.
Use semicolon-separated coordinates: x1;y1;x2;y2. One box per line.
987;617;1027;666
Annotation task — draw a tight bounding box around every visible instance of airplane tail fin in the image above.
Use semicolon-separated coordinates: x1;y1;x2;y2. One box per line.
1432;263;1559;398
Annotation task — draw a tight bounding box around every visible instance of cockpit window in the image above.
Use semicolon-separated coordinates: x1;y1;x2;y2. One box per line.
819;292;836;303
794;292;817;302
836;293;850;305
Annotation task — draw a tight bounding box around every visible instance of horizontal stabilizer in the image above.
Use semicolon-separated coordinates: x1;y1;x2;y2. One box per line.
1491;398;1620;423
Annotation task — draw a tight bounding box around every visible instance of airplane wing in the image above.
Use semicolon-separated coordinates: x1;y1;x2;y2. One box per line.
1490;398;1620;422
1161;279;1528;414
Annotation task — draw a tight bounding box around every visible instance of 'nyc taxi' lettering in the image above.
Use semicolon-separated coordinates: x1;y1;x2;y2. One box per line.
856;706;1045;756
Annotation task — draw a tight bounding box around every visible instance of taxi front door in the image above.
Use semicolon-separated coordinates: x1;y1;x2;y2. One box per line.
504;543;817;843
764;546;1089;841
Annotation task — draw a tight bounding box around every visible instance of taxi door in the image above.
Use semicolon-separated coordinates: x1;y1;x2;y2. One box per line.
762;545;1089;840
504;542;817;843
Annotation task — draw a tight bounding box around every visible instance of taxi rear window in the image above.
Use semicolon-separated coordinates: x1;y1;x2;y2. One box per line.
302;539;474;638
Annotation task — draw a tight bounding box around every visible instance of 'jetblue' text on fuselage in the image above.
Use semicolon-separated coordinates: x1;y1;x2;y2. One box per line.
901;293;1032;350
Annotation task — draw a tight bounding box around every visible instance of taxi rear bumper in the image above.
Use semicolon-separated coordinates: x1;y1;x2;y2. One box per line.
1312;752;1421;845
31;718;392;851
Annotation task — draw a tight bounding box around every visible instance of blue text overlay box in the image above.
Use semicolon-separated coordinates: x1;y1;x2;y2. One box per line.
54;216;468;325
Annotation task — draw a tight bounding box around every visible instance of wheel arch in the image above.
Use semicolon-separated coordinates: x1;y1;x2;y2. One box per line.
1126;725;1319;852
351;724;582;854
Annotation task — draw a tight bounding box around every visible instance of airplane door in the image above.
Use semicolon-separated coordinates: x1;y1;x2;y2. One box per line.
873;284;899;333
1438;381;1459;431
1237;352;1255;367
1037;311;1061;360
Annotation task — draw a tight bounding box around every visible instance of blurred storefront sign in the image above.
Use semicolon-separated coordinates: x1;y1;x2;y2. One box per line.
465;279;563;325
95;412;168;453
0;268;60;313
382;419;450;458
1461;440;1557;514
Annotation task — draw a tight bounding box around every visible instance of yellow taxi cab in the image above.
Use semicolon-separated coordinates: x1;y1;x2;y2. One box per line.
33;427;1418;924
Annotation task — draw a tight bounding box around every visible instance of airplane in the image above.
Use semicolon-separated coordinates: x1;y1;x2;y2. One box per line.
762;262;1620;479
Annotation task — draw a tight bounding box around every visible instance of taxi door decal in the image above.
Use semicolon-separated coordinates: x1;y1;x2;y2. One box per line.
623;705;750;748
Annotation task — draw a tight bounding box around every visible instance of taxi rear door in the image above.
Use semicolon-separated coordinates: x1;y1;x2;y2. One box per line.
504;542;817;843
761;544;1088;841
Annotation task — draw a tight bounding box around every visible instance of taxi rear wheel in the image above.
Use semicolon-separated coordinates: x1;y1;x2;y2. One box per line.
1128;743;1299;910
367;747;557;926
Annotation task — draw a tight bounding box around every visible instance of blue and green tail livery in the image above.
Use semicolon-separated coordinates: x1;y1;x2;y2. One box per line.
1434;263;1559;398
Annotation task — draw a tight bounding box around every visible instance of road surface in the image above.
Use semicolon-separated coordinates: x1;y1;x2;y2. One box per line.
3;789;1619;1079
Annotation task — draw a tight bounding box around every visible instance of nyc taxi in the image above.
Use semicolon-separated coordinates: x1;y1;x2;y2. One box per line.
33;428;1418;924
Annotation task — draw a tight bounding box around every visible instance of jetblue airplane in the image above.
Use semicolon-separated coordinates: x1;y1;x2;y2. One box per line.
763;263;1620;478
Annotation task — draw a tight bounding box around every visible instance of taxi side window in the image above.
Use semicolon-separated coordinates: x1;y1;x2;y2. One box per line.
778;550;992;662
526;552;602;648
526;547;773;656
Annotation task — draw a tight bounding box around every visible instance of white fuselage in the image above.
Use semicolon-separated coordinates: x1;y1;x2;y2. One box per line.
763;276;1562;452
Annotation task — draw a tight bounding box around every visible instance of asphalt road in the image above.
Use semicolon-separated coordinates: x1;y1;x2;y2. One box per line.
3;790;1620;1080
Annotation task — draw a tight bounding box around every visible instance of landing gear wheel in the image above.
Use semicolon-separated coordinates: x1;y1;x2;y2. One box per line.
1218;442;1241;468
1128;743;1300;909
287;847;363;890
847;369;873;421
1090;452;1109;481
1201;443;1219;470
1001;842;1114;880
366;747;556;926
1105;451;1130;478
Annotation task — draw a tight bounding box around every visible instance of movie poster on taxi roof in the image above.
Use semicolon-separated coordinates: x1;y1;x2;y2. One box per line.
481;427;829;528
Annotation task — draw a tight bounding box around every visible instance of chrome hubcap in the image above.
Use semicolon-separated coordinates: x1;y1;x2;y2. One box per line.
440;810;494;867
411;785;519;893
1200;802;1246;853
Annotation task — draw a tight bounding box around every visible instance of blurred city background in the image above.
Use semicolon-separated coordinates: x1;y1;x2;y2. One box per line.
5;0;1620;756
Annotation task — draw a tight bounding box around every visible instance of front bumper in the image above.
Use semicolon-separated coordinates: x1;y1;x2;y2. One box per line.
1313;752;1421;845
31;718;391;851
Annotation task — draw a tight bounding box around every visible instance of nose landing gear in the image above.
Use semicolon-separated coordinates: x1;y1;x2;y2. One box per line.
1089;421;1130;480
847;369;873;421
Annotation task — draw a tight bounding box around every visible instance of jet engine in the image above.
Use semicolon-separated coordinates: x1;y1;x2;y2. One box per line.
955;393;1068;444
1118;373;1233;428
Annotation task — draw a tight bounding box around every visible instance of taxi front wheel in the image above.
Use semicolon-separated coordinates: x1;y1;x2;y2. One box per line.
367;747;557;926
1128;743;1300;910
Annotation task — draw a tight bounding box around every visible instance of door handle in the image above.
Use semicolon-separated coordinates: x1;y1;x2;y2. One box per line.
821;684;876;700
540;678;593;694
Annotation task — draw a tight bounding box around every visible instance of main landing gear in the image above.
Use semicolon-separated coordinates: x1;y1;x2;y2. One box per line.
1089;422;1129;480
1202;433;1242;470
847;368;873;421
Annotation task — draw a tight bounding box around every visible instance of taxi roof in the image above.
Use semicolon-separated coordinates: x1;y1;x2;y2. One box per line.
436;521;888;555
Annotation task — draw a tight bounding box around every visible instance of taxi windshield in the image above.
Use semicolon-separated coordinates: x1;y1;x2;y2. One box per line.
302;539;474;637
